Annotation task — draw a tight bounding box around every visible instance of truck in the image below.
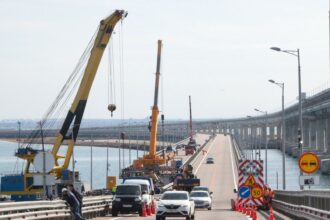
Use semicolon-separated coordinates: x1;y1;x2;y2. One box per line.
185;140;197;156
172;164;200;192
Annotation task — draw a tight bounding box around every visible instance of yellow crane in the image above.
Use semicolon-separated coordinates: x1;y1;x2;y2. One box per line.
1;10;127;199
133;40;166;168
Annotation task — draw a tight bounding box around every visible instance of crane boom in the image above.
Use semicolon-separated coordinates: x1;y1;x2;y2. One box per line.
149;40;162;157
189;95;193;139
133;40;166;168
51;10;127;175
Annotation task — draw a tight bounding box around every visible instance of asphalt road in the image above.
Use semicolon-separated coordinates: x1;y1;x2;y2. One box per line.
96;134;290;220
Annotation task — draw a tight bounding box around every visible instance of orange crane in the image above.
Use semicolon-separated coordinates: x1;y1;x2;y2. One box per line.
133;40;166;168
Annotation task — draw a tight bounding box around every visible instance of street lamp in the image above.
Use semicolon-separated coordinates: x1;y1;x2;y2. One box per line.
269;79;286;190
254;108;268;185
270;47;303;159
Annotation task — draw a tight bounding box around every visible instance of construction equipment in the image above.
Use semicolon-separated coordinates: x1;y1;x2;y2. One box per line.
132;40;166;168
173;164;200;192
185;96;197;155
0;10;127;201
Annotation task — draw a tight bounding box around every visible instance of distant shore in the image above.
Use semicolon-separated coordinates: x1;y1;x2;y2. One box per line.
0;138;172;151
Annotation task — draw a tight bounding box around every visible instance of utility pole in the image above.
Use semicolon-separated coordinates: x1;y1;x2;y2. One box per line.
90;136;93;191
40;121;47;200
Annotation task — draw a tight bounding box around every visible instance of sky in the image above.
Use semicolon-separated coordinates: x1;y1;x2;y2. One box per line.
0;0;329;121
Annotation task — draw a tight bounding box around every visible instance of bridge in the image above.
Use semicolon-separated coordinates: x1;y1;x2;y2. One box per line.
3;133;328;219
2;80;330;220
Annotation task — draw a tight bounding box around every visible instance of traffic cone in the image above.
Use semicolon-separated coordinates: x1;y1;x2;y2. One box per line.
142;203;147;217
147;204;152;215
249;205;254;217
243;205;246;214
252;207;257;220
246;205;250;216
269;207;274;220
151;200;156;214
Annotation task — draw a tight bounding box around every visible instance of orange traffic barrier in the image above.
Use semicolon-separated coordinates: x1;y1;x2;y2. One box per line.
142;203;147;217
246;205;250;216
269;207;274;220
147;204;152;215
252;206;257;220
151;200;156;214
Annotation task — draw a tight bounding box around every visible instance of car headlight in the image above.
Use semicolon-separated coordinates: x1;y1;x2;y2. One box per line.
134;197;142;202
157;204;165;207
114;197;121;202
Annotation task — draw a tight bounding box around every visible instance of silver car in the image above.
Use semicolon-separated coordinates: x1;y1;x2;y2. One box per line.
190;190;212;210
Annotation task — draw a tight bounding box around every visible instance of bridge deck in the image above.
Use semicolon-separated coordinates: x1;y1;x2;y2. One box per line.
97;134;291;219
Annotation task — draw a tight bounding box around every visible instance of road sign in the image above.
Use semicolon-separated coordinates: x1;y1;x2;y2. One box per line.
238;186;251;199
298;152;320;174
237;160;264;206
251;185;263;199
245;174;256;186
299;175;320;186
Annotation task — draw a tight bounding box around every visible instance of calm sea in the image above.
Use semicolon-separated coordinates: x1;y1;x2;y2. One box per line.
0;141;144;190
243;149;330;190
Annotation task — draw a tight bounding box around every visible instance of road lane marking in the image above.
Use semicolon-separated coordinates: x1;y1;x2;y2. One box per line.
109;214;133;220
228;136;238;190
194;138;216;174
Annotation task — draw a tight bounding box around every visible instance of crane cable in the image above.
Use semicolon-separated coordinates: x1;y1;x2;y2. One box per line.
107;36;117;117
23;26;99;149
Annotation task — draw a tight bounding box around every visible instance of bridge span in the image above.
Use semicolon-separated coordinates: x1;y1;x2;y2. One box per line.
96;134;290;220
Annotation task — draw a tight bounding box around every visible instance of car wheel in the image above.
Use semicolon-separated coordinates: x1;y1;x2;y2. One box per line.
112;209;118;217
186;216;191;220
208;206;212;210
191;212;195;219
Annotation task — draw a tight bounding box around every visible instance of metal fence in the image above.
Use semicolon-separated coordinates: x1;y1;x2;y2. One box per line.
273;190;330;219
0;195;112;220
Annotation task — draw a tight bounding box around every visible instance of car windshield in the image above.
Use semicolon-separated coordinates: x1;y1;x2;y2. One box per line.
192;187;208;191
116;185;141;195
161;193;188;200
190;192;209;197
140;184;149;193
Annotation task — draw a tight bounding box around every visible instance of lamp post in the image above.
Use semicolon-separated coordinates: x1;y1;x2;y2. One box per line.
270;47;303;158
254;108;268;185
269;79;286;190
271;47;303;189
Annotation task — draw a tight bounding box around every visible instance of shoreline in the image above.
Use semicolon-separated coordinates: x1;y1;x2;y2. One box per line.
0;138;172;151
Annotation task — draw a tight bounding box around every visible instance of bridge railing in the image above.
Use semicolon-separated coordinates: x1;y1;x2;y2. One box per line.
230;135;243;167
0;195;112;219
273;189;330;219
161;134;215;191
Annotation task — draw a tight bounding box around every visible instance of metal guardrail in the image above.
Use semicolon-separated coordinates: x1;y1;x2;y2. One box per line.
0;195;112;220
230;135;243;168
274;190;330;212
161;134;215;191
273;199;330;220
156;137;190;155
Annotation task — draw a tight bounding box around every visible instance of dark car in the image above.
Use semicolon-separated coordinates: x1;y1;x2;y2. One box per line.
206;157;214;164
112;184;145;216
166;146;175;153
